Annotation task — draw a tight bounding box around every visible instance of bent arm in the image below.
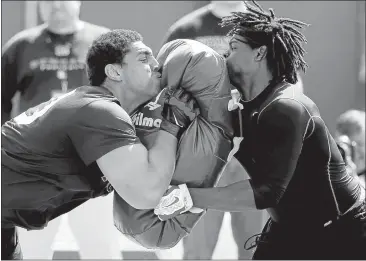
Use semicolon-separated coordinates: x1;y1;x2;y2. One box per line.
188;157;256;211
97;130;177;210
187;99;308;212
69;100;178;210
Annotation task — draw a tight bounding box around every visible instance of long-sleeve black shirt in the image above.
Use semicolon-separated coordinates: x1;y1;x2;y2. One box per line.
233;81;364;227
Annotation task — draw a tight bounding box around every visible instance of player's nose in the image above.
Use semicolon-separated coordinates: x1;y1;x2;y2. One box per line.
150;56;159;71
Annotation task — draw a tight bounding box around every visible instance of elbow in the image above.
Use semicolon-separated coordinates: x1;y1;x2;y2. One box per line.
128;185;165;210
137;184;167;209
112;177;170;210
133;175;171;210
253;185;285;210
112;185;161;210
255;196;280;210
118;196;158;210
133;193;161;210
130;199;158;210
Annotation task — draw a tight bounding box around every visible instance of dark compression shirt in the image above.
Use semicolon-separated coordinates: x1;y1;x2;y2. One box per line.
233;81;364;226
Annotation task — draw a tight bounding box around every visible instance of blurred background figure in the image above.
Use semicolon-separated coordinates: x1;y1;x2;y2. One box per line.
161;1;267;259
162;0;304;96
2;1;108;123
335;110;366;188
1;1;122;259
162;1;245;57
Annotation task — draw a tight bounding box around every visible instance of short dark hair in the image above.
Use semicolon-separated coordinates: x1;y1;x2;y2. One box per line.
86;29;143;86
220;1;309;84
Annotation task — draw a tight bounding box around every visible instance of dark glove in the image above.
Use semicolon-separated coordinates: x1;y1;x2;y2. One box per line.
160;88;199;138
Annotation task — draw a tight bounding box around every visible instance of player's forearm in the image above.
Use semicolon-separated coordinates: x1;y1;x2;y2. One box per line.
147;130;178;197
188;180;257;212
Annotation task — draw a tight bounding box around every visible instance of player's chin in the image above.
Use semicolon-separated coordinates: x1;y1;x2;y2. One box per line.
228;73;241;90
147;78;162;96
150;87;162;98
141;86;160;103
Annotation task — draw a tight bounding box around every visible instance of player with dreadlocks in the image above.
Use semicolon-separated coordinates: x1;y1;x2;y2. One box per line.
153;1;366;259
221;0;308;85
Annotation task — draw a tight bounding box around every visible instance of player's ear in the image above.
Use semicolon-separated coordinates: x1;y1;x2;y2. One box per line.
254;46;267;62
105;64;123;82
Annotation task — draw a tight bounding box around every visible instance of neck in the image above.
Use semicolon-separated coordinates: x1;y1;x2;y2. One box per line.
102;82;147;115
47;19;84;35
240;68;273;102
209;2;247;18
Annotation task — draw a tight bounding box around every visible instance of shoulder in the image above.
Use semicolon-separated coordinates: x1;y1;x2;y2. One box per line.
87;99;128;116
260;98;306;119
258;86;312;127
163;5;210;45
2;24;47;54
169;5;210;33
260;84;321;120
256;98;309;141
77;97;133;127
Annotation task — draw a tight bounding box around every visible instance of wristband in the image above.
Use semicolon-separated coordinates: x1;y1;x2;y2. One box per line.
160;118;183;138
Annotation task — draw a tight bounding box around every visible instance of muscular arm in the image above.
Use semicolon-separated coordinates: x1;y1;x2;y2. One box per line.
186;99;308;211
69;100;178;210
97;130;177;210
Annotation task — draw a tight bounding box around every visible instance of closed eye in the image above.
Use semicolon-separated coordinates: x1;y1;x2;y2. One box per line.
140;57;148;63
230;45;237;51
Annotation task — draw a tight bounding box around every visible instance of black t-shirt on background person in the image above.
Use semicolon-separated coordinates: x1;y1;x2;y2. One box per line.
162;6;230;56
1;22;109;123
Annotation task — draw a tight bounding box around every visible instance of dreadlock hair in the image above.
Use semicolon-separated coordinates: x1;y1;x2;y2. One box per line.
220;0;309;84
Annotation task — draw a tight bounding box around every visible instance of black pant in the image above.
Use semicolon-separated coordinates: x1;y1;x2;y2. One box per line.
1;227;23;260
252;203;366;260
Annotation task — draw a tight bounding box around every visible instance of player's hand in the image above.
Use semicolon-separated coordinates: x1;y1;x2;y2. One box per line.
160;89;199;138
154;184;194;221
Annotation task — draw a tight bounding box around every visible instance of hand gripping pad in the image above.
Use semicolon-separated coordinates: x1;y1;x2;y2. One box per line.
113;39;235;249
